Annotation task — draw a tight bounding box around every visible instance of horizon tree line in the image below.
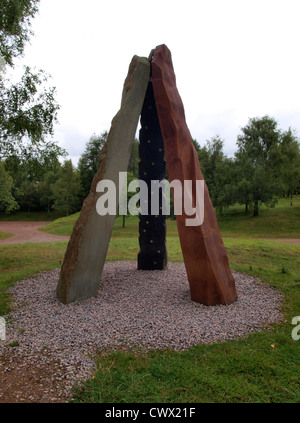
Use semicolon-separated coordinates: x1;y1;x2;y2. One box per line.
1;115;300;218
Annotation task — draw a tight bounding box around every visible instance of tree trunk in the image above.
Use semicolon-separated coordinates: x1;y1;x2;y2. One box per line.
245;203;248;213
253;200;259;216
290;193;293;206
122;215;125;228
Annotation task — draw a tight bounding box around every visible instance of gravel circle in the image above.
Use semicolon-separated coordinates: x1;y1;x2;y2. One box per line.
0;261;284;395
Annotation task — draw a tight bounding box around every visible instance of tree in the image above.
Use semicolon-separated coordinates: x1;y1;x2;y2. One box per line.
78;132;108;199
78;133;141;202
279;128;300;206
14;179;39;212
235;116;282;216
3;141;66;212
236;178;252;213
4;140;66;183
39;170;58;215
0;162;18;213
0;0;40;67
0;0;60;159
0;67;60;158
197;136;224;195
127;138;139;178
195;136;236;213
118;171;137;228
196;143;209;178
51;160;83;216
213;156;237;214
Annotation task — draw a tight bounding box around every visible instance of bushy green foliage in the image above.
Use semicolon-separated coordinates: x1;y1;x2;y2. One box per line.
51;160;83;216
197;116;300;216
0;0;39;66
0;162;18;213
0;0;60;159
77;132;108;200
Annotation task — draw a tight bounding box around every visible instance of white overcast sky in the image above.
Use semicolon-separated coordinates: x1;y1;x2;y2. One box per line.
13;0;300;164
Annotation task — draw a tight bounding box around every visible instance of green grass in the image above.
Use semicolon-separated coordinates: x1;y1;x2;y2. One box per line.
0;231;13;240
39;213;80;236
0;242;67;315
1;197;300;403
217;196;300;238
40;197;300;239
0;211;63;222
72;332;300;403
72;239;300;403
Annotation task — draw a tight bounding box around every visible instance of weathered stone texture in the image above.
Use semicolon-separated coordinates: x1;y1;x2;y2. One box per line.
57;56;150;304
151;44;237;305
138;81;167;270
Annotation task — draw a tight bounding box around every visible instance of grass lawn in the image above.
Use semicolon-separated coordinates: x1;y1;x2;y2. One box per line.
218;197;300;238
0;242;66;315
40;197;300;239
39;212;80;236
0;231;13;241
0;197;299;402
0;211;63;222
70;238;300;403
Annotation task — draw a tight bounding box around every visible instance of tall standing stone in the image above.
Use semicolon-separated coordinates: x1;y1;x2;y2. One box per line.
57;56;150;304
137;80;167;270
151;44;237;305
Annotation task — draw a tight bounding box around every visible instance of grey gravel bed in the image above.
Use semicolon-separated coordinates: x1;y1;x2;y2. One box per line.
1;261;283;388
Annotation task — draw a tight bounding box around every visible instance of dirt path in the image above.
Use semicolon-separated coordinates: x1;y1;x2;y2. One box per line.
0;222;299;246
0;222;70;245
263;238;300;245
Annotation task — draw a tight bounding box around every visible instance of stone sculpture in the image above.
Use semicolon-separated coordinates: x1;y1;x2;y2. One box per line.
151;45;237;305
57;44;237;307
57;55;150;304
137;79;168;270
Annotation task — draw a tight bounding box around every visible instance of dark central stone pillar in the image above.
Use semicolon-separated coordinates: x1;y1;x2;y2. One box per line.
137;79;168;270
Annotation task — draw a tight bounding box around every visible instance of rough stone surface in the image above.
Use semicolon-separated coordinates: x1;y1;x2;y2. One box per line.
57;56;150;304
138;81;167;270
151;44;237;305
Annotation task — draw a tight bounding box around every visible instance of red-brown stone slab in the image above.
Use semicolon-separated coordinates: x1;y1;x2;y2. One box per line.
151;44;237;305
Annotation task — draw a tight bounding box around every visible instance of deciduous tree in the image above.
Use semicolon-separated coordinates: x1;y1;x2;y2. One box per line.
0;0;60;159
51;160;83;216
78;132;108;199
235;116;282;216
279;128;300;206
0;162;18;213
0;0;40;66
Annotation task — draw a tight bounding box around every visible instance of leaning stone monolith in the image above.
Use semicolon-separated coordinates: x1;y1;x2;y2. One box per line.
57;55;150;304
151;44;237;305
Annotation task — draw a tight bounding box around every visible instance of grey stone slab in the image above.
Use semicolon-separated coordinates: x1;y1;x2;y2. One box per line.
57;55;150;304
